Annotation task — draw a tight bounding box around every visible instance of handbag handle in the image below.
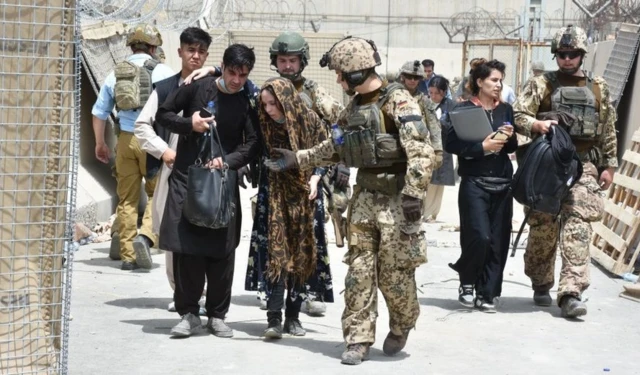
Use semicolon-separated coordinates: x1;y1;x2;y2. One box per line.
194;119;228;170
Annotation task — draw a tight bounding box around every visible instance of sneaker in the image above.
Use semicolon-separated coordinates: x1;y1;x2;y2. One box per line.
474;296;497;313
458;284;474;307
382;330;410;356
533;291;552;306
206;317;233;338
170;313;202;337
283;318;306;336
264;318;283;339
167;301;176;312
341;343;370;365
257;291;268;310
560;296;587;318
109;232;121;260
302;299;326;317
133;235;153;269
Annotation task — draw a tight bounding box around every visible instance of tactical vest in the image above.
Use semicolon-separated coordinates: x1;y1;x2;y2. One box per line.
545;71;601;140
114;58;159;111
339;82;407;168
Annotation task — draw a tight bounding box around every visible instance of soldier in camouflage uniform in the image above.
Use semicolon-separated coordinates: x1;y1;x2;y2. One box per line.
264;36;435;365
513;25;618;318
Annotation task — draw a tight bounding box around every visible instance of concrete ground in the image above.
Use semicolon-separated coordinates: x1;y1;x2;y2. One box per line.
68;183;640;375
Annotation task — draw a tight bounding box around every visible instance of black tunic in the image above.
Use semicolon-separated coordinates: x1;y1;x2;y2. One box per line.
155;76;258;257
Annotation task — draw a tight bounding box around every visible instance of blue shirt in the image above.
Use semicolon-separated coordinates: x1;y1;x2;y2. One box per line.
92;53;175;132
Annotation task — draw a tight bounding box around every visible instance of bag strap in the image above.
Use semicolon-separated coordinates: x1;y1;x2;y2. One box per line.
510;209;531;257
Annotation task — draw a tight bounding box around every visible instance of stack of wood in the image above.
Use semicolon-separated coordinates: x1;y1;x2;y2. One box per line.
590;130;640;278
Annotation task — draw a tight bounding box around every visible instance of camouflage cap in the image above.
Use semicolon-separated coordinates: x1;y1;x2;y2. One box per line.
531;61;545;71
126;23;163;47
399;60;424;77
551;25;587;53
319;36;381;73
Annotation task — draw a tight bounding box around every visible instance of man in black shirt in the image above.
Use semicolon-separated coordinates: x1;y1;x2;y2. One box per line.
156;44;259;338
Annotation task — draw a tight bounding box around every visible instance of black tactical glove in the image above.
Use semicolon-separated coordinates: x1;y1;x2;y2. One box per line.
333;163;350;190
237;165;252;189
263;148;299;172
401;194;422;222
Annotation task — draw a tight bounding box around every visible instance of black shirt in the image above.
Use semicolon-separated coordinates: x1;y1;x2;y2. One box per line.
155;76;258;173
444;101;518;178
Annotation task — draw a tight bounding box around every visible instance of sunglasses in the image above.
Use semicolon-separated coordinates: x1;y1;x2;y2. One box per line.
403;75;422;81
556;50;582;60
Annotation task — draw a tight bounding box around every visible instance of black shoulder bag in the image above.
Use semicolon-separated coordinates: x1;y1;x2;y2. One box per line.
183;124;235;229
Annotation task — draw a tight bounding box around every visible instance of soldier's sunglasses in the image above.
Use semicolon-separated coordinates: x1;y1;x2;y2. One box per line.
403;75;422;81
556;50;582;60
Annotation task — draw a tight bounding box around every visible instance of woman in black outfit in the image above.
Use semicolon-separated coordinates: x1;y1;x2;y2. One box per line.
444;59;518;313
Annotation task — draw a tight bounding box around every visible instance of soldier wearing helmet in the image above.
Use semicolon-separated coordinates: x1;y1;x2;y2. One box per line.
264;31;347;317
513;25;618;318
263;36;435;365
91;23;174;270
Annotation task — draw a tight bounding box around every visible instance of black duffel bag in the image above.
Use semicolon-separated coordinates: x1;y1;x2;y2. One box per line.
183;124;235;229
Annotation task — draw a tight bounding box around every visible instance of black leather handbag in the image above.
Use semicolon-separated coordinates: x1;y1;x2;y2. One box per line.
183;125;235;229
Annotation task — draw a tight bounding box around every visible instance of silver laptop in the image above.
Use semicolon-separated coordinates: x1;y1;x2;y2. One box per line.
449;106;494;142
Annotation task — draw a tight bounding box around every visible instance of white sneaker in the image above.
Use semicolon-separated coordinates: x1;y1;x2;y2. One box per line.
303;299;326;317
170;313;202;337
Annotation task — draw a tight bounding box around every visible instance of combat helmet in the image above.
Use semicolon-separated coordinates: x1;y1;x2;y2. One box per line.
126;23;163;47
399;60;424;78
551;25;588;54
269;31;310;80
319;36;381;87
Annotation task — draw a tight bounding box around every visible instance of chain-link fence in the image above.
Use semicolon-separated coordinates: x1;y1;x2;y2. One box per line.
463;39;553;94
0;0;80;374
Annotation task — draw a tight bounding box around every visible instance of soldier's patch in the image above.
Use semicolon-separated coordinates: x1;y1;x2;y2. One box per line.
397;100;408;109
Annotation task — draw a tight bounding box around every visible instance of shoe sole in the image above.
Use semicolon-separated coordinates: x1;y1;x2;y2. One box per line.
133;239;153;269
170;328;193;337
534;300;552;307
562;306;587;318
283;329;306;337
209;328;233;338
109;234;121;260
458;300;474;308
264;330;282;339
341;354;369;365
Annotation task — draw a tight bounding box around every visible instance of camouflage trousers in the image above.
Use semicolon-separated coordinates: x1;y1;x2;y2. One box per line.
342;186;427;345
524;165;603;305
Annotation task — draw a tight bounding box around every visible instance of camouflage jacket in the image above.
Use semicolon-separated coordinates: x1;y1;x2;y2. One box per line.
513;71;618;168
411;91;443;153
297;78;344;125
296;82;435;199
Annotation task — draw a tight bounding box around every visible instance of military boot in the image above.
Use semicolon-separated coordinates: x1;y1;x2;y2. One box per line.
560;295;587;318
383;330;410;356
533;291;552;306
109;232;121;260
341;343;370;365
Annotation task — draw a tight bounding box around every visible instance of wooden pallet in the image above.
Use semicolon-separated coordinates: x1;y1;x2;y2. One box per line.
590;130;640;276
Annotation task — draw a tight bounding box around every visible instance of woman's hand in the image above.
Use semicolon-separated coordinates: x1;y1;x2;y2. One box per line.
308;175;321;200
482;132;507;153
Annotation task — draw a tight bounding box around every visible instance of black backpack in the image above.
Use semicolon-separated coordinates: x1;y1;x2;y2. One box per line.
510;125;582;256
